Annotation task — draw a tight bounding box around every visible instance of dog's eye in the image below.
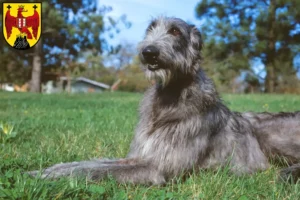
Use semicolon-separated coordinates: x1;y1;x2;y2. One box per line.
168;27;181;36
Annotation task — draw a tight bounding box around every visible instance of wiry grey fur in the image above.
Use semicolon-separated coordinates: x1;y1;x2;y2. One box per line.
28;17;300;184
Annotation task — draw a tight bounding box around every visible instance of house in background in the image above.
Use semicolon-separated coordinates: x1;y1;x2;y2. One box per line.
68;77;110;93
42;77;110;94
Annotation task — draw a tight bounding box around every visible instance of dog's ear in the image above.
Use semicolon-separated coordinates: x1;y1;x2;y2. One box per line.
146;20;157;33
189;25;202;51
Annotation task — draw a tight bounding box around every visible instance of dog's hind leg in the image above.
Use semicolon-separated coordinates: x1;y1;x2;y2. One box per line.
243;112;300;182
243;112;300;162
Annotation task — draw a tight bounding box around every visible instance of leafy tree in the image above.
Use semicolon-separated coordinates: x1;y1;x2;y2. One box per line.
196;0;300;93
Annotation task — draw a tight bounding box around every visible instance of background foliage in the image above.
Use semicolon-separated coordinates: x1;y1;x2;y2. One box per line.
197;0;300;93
0;0;299;93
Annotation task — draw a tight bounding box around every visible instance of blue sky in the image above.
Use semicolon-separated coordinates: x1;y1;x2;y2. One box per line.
99;0;201;46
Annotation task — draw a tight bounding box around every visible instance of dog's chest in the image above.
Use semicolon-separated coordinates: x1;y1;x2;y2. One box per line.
135;117;209;174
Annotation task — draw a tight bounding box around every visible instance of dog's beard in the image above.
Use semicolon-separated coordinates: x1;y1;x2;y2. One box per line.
145;68;172;87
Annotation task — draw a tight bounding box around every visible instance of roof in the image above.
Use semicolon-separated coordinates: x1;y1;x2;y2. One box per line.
60;76;110;89
76;77;110;89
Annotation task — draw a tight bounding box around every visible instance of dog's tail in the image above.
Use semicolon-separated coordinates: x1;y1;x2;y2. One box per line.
27;158;165;185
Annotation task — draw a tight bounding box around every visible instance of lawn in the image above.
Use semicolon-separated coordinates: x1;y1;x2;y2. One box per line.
0;91;300;199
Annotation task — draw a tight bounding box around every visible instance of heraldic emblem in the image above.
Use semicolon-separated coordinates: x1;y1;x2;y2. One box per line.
3;3;41;50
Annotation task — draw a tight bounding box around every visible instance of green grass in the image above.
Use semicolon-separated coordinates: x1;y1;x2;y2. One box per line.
0;91;299;199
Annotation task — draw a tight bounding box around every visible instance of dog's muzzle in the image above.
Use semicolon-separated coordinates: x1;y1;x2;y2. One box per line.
142;45;160;71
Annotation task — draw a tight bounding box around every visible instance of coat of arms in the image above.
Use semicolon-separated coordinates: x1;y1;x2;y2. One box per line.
3;3;41;50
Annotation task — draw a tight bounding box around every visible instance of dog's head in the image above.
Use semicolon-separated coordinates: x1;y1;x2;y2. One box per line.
138;17;202;86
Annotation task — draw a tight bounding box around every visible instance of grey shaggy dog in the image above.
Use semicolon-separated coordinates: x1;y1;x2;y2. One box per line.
29;17;300;184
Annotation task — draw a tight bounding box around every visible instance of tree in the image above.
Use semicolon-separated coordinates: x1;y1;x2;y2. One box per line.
196;0;300;93
30;38;42;92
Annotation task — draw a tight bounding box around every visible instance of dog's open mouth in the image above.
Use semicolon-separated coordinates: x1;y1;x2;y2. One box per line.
148;64;160;71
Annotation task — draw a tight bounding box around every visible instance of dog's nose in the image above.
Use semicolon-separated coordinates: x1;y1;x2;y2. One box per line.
142;46;159;63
